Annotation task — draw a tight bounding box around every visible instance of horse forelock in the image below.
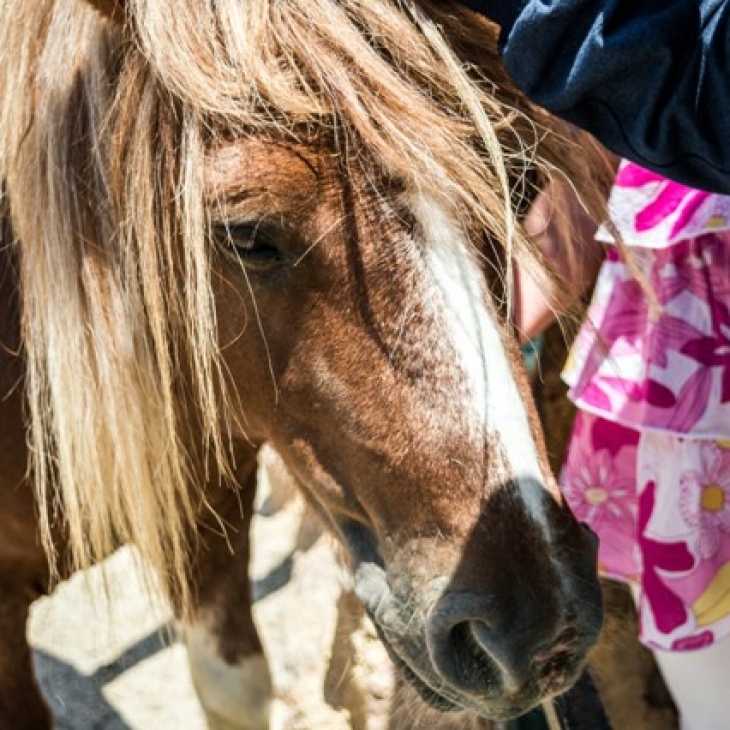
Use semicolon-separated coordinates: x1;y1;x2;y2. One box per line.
0;0;610;610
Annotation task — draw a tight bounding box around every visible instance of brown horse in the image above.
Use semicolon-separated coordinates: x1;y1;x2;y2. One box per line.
0;0;614;728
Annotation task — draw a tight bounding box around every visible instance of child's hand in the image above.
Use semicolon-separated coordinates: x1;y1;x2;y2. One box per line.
514;180;604;343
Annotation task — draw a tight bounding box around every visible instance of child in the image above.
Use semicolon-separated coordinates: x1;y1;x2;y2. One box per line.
544;162;730;730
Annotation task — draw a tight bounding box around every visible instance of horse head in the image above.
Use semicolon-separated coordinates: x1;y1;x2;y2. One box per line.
1;0;612;720
206;136;602;719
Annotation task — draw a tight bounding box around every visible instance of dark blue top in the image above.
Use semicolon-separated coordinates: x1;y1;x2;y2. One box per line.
460;0;730;193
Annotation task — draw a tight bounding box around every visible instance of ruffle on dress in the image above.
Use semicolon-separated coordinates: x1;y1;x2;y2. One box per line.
563;162;730;439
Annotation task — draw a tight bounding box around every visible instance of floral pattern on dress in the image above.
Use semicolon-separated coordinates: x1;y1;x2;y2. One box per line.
562;415;730;650
561;414;638;579
679;442;730;560
614;164;713;242
561;162;730;651
602;161;730;248
636;478;694;638
564;169;730;438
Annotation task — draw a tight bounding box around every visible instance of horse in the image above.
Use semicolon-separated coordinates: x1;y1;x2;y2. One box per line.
0;1;615;728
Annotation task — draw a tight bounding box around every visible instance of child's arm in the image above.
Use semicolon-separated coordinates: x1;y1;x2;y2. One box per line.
514;180;604;343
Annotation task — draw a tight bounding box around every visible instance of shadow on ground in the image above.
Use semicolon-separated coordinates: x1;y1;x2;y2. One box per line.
34;624;174;730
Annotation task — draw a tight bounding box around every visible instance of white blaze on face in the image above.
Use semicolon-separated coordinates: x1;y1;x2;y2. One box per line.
411;195;547;523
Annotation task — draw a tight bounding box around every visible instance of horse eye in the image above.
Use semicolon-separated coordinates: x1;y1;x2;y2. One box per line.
213;222;287;270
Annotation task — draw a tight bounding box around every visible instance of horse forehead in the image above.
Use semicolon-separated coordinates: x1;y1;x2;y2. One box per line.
205;138;332;210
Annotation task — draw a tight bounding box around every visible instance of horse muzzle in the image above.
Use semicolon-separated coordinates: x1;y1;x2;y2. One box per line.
366;586;599;719
351;541;602;719
422;589;600;718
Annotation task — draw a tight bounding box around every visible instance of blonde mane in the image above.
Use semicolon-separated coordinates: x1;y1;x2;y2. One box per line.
0;0;612;609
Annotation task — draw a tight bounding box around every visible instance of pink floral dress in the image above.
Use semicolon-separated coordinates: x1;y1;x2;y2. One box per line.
561;161;730;651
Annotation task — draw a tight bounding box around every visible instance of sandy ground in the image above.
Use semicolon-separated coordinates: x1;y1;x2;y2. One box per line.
30;545;209;730
28;481;395;730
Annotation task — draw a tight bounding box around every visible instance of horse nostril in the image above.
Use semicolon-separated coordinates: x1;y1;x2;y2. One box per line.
427;618;503;695
426;594;564;698
455;621;504;681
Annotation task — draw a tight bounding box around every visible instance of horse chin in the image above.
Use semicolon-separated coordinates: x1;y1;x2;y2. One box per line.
372;624;461;713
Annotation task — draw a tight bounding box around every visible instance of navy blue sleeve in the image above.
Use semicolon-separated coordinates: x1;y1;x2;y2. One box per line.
459;0;730;194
